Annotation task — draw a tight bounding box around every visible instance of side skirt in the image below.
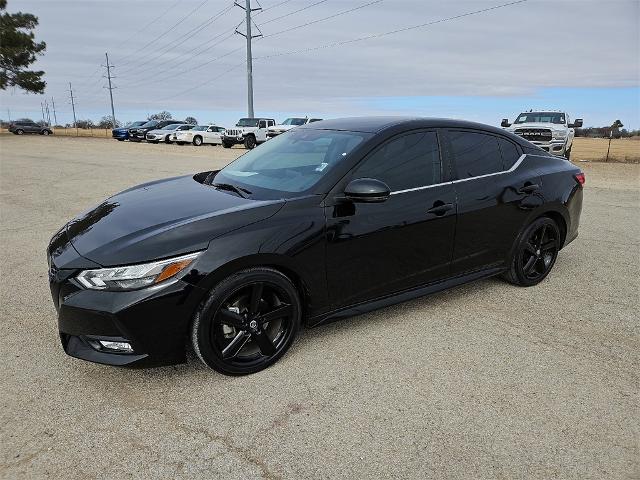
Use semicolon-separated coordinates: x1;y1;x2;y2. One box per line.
307;265;504;328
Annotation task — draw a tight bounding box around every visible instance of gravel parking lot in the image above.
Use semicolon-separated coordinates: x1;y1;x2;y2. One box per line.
1;135;638;479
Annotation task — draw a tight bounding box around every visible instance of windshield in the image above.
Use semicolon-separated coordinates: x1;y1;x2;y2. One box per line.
282;118;306;126
236;118;259;127
191;126;207;131
127;121;145;127
141;120;158;128
211;129;368;199
162;123;183;130
515;112;566;124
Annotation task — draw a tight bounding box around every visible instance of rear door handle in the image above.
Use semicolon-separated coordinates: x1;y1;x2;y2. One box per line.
427;202;454;216
518;184;540;194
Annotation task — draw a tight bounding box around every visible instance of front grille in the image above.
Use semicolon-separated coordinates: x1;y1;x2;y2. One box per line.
514;128;552;142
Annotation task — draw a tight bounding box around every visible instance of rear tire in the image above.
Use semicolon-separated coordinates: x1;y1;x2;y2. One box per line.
191;267;301;375
503;217;560;287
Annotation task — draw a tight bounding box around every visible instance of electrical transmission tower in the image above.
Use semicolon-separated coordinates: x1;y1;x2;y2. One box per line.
68;82;77;128
235;0;262;118
103;52;117;127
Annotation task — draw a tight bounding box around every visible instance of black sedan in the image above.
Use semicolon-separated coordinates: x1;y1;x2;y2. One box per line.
47;117;584;375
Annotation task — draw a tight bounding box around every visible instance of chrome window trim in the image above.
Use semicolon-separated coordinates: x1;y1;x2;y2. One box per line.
390;154;526;195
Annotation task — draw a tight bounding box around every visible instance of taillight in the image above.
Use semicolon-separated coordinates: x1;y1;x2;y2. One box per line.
574;172;585;186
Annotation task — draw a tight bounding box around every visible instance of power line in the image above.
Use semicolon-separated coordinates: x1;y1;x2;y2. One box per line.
261;0;383;39
256;0;328;26
117;0;211;67
113;0;183;49
254;0;528;59
118;2;235;77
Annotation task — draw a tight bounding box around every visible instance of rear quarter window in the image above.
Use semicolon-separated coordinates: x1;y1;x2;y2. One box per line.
498;138;522;169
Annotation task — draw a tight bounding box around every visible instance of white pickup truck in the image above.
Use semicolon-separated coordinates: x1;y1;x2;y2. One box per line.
501;111;583;159
267;117;323;138
222;118;275;149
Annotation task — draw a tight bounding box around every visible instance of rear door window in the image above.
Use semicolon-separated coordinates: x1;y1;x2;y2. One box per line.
449;131;503;178
352;131;441;191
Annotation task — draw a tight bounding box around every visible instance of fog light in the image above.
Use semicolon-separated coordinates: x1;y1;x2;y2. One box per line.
98;340;133;353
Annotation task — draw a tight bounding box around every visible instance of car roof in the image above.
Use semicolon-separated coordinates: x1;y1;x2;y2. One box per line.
299;116;531;147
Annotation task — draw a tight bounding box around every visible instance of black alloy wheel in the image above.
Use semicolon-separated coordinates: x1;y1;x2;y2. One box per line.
504;217;560;286
192;268;301;375
193;136;203;146
244;135;256;149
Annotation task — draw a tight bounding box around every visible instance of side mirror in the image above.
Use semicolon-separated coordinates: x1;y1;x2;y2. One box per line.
569;118;583;128
501;119;511;128
344;178;390;203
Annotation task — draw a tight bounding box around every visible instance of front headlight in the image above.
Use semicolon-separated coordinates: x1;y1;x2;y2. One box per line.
552;130;567;139
76;251;201;291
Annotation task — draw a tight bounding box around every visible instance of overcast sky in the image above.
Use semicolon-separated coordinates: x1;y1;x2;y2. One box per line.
1;0;639;128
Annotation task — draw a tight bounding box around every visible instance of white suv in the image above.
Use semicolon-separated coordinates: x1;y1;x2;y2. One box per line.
222;118;275;149
501;111;583;159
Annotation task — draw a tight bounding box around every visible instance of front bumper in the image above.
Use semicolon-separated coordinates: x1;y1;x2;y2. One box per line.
112;131;129;140
222;135;243;145
50;263;206;367
528;140;567;155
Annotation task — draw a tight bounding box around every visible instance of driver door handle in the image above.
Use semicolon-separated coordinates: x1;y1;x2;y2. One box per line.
427;202;454;216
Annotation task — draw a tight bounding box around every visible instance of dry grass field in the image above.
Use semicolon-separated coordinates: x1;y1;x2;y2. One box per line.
572;137;640;163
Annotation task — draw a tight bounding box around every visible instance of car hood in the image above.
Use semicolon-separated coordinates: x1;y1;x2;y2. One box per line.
269;125;295;131
66;173;284;266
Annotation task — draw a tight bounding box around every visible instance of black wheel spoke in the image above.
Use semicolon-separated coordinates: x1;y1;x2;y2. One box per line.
251;328;276;356
219;309;245;328
524;242;536;255
541;240;556;252
249;282;263;315
523;255;536;274
258;304;293;324
537;225;547;248
222;332;250;359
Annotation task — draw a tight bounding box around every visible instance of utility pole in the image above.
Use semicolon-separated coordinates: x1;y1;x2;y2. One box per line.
51;97;58;125
68;82;77;128
45;100;51;126
104;52;116;127
41;102;46;124
7;109;11;122
235;0;262;118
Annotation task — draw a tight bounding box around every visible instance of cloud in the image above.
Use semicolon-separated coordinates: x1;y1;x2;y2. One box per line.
1;0;638;127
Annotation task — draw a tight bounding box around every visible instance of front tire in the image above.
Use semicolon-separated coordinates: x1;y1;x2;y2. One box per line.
503;217;560;287
222;141;232;149
191;268;301;375
42;130;51;136
564;145;572;160
164;135;172;144
15;129;24;135
192;136;203;146
244;135;256;149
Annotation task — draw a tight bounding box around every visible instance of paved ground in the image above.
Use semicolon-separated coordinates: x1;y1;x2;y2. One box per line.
1;135;638;479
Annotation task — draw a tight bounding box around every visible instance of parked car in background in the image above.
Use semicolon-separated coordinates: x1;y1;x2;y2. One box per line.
267;117;323;138
112;121;146;141
130;120;184;142
172;125;226;146
223;117;275;149
146;123;193;144
501;111;582;159
47;117;584;375
9;120;53;136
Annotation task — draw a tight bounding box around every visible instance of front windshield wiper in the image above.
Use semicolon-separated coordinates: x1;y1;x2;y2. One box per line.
211;182;252;198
